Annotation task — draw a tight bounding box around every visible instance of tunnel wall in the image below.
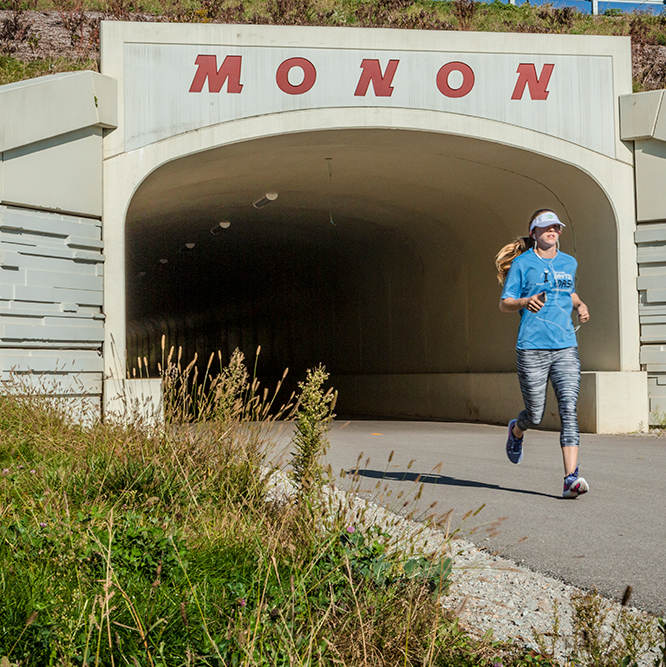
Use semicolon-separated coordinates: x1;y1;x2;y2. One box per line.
0;72;116;417
621;90;666;423
100;23;648;431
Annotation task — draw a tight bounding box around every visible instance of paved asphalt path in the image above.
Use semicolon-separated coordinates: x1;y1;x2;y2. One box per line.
274;421;666;616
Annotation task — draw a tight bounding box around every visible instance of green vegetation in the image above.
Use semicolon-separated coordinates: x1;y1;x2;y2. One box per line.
0;352;518;666
289;365;336;499
0;54;96;85
0;351;665;665
1;0;666;89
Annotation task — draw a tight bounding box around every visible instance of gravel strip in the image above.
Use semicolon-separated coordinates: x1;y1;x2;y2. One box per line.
266;468;663;666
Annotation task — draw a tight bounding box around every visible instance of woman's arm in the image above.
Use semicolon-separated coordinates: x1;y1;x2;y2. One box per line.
571;292;590;323
500;294;546;313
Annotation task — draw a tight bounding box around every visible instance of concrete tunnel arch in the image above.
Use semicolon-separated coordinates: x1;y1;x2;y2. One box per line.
115;121;631;427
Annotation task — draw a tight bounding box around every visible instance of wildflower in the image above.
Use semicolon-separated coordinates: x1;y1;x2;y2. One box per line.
39;522;47;528
30;469;36;474
346;526;356;534
2;469;8;474
238;598;247;608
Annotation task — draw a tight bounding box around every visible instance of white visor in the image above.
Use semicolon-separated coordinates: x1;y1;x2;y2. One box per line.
530;211;565;232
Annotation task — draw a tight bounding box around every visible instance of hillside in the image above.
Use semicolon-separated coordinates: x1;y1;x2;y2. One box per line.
1;0;665;89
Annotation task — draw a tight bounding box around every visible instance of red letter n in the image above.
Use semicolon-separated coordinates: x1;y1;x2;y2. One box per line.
189;55;243;93
354;59;400;97
511;63;554;101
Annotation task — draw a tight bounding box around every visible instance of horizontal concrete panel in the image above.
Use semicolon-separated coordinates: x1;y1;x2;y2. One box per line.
619;90;663;141
645;289;666;304
0;340;101;350
105;378;163;425
596;371;649;432
20;254;100;274
654;94;666;143
0;267;27;285
640;323;666;342
639;303;666;315
53;288;103;306
640;344;666;364
1;354;103;373
0;286;14;300
635;223;666;243
2;128;103;217
0;207;101;238
0;234;38;247
636;245;666;264
0;313;103;327
639;314;666;324
0;323;104;343
8;245;102;263
74;251;105;263
0;71;117;152
1;372;102;395
644;363;666;371
0;389;102;420
66;236;104;249
0;302;65;315
332;371;647;433
0;304;103;320
637;273;666;290
635;139;666;223
26;269;102;292
649;397;666;416
0;251;20;268
648;378;666;393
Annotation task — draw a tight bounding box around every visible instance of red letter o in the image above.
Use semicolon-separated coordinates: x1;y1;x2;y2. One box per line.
276;58;317;95
436;62;475;98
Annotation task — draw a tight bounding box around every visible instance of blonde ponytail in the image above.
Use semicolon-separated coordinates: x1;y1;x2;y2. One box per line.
496;209;553;284
495;238;528;285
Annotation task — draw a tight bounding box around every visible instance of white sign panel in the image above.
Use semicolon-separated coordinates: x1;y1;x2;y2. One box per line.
124;43;615;157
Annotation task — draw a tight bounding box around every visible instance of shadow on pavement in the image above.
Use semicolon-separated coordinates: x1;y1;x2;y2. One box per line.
349;468;559;499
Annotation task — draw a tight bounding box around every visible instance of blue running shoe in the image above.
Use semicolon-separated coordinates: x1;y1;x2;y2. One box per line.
506;419;523;464
563;466;589;499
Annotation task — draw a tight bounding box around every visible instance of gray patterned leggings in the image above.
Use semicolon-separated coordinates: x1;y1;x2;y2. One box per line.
516;347;580;448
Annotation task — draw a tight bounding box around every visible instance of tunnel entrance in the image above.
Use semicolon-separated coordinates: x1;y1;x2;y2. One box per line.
124;127;620;418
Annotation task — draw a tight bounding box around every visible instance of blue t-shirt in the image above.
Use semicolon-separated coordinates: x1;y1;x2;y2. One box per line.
501;249;578;350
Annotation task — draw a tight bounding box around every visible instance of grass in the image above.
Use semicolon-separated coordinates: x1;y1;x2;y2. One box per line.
0;54;96;84
0;353;535;666
1;0;666;89
0;350;665;665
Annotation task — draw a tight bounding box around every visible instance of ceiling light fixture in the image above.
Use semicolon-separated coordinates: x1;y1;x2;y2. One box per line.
253;192;278;209
159;258;168;264
179;243;196;253
210;221;231;235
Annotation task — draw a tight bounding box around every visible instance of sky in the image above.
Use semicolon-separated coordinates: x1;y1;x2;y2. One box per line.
498;0;664;15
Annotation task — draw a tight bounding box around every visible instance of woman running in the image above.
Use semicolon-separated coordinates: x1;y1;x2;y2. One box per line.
496;210;590;499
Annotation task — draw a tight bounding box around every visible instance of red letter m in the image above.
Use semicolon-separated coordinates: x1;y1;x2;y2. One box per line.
511;63;554;101
189;55;243;93
354;59;400;97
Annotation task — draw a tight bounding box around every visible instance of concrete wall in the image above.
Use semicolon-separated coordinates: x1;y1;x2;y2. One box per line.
0;27;651;432
620;91;666;422
0;71;116;416
333;371;648;434
100;22;647;432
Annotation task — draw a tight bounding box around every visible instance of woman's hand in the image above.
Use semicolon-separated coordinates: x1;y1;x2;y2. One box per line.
499;294;546;313
523;293;546;313
576;302;590;323
571;293;590;324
